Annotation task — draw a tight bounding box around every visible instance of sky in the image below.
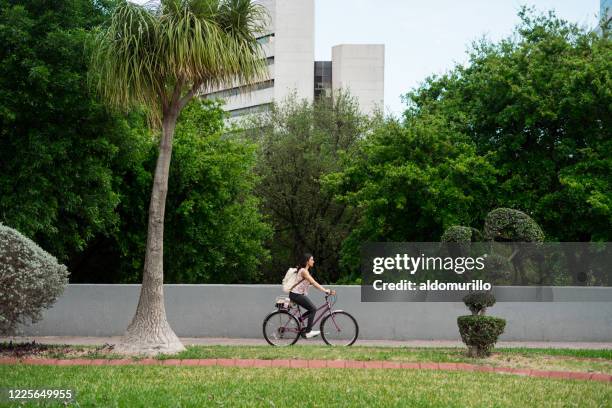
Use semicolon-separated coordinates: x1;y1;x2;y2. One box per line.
314;0;601;116
131;1;602;116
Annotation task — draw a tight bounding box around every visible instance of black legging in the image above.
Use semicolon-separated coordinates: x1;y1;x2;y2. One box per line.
289;292;316;332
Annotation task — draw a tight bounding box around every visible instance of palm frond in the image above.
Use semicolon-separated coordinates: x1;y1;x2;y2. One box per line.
89;0;268;126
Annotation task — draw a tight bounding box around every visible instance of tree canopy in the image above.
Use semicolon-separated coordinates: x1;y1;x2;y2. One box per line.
324;113;497;274
106;100;272;284
243;93;370;283
1;0;272;286
325;8;610;276
404;8;612;241
0;0;140;260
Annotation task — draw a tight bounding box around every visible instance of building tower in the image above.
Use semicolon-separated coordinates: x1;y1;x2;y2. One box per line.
601;0;612;31
201;0;384;120
201;0;314;120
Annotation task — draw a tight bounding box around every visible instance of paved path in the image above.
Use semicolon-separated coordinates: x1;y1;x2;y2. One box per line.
0;357;610;383
2;336;612;349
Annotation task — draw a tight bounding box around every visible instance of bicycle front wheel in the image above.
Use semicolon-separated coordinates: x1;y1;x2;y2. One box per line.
263;310;301;346
320;311;359;346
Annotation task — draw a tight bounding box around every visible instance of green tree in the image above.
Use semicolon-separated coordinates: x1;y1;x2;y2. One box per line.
0;0;142;260
404;8;612;241
66;111;154;283
243;93;369;283
89;0;268;354
164;101;271;283
325;114;497;275
109;100;271;284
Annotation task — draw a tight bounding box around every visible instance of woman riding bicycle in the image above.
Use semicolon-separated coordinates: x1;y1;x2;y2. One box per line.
289;253;336;339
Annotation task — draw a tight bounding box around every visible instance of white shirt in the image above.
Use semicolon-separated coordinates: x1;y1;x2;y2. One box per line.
290;268;311;295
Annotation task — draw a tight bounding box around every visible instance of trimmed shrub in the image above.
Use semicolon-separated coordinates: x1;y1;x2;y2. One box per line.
0;223;69;335
441;226;483;243
441;226;484;259
457;315;506;357
458;291;506;357
463;292;496;315
483;208;544;242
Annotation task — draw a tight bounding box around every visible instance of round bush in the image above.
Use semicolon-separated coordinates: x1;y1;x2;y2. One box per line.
483;208;544;242
441;226;483;243
441;226;483;259
0;223;69;335
463;292;496;315
457;315;506;357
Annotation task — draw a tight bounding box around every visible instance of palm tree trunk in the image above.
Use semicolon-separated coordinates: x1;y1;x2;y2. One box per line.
116;107;185;355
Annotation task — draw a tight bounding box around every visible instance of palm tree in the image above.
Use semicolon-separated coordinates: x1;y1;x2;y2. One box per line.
89;0;267;355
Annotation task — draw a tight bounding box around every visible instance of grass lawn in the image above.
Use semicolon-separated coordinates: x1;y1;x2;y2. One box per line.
3;342;609;375
1;364;611;408
154;345;612;374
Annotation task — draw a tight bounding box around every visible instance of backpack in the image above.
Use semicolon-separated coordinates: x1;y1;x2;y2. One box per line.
282;267;305;293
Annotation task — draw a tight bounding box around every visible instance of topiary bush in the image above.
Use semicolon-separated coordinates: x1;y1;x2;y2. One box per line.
441;226;484;260
463;292;496;315
483;208;544;242
458;291;506;357
441;226;483;243
457;315;506;358
483;208;545;284
0;223;69;335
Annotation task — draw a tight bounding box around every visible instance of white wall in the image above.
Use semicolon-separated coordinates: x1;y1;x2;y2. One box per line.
216;85;274;113
332;44;385;114
202;0;314;115
17;285;612;341
273;0;315;102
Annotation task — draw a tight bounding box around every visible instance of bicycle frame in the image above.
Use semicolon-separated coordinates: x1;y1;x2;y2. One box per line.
287;295;344;333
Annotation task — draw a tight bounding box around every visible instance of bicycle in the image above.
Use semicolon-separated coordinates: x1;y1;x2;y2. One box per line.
262;293;359;346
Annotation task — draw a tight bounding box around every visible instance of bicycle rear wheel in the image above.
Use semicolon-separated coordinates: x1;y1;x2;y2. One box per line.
263;310;301;346
320;311;359;346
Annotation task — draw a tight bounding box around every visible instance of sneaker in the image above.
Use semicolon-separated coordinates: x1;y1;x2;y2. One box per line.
305;330;320;339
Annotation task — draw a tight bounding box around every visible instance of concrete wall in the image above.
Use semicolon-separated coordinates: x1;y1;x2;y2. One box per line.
273;0;314;102
19;285;612;341
598;0;612;34
332;44;385;114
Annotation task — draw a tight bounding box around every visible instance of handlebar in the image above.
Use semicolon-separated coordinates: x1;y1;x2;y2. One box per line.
325;292;337;308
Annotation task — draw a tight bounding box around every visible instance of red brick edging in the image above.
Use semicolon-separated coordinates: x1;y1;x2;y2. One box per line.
0;357;610;383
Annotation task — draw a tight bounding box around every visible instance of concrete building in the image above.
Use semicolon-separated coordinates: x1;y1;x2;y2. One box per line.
330;44;385;115
201;0;314;119
600;0;612;32
201;0;384;120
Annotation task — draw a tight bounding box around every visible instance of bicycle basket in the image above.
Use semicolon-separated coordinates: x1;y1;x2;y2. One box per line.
275;296;292;310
